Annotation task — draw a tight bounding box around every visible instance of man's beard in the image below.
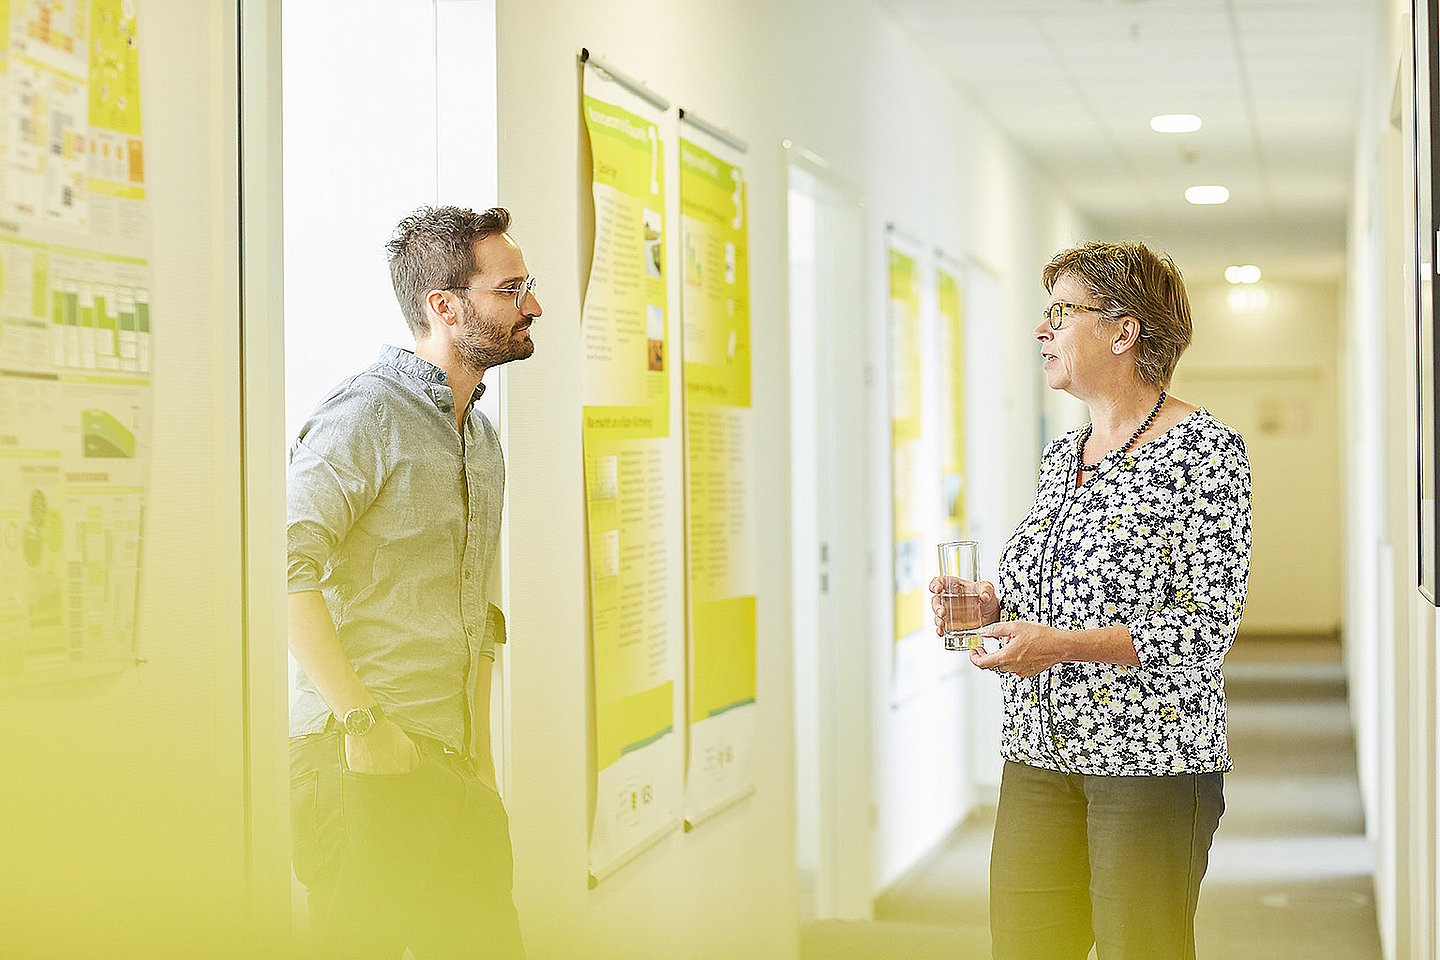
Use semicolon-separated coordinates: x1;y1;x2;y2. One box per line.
454;297;534;371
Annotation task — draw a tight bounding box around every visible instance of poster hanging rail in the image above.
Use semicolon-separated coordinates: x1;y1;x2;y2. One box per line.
886;221;923;249
683;784;756;832
678;107;748;154
578;48;670;112
587;816;681;888
934;247;969;275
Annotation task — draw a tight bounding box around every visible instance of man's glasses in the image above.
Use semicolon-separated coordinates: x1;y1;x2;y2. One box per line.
445;275;538;311
1043;300;1105;330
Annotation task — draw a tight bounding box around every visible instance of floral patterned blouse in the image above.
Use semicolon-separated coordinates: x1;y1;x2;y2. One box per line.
995;408;1252;776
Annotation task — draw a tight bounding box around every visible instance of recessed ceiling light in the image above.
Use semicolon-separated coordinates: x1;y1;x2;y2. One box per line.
1185;185;1230;205
1224;264;1262;284
1151;114;1202;133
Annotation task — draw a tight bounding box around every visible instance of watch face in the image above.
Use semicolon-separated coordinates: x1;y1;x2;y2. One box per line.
343;707;374;736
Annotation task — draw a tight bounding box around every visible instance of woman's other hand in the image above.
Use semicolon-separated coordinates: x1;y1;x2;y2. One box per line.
970;621;1067;678
928;577;999;635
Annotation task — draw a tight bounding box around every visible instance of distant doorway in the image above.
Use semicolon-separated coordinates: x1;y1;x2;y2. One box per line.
786;147;872;920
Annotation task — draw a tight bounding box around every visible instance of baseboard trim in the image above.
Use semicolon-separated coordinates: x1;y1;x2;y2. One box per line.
1234;628;1341;645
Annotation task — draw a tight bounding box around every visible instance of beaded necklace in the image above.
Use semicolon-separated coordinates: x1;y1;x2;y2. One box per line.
1077;391;1167;472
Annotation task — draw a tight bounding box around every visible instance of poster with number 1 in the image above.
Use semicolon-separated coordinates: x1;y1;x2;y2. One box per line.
580;60;683;885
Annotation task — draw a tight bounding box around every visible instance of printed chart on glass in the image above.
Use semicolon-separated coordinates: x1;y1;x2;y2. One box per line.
579;58;683;885
887;237;959;699
0;0;152;687
678;123;756;828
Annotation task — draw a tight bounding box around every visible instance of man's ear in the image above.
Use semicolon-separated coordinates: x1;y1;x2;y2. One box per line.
425;289;459;330
1112;316;1141;355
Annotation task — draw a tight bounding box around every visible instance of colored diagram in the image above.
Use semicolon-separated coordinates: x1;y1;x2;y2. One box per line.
81;408;133;457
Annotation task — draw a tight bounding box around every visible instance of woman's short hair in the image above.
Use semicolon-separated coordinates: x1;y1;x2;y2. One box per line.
386;205;512;337
1042;240;1192;390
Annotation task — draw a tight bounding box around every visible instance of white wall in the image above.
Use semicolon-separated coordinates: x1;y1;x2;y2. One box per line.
282;0;433;441
1346;1;1438;958
282;0;499;443
491;1;1079;956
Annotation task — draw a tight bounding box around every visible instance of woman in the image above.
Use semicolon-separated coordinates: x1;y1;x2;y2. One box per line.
931;240;1251;960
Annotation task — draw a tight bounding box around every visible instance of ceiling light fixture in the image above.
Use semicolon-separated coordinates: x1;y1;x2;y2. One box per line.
1224;264;1262;284
1150;114;1202;133
1185;185;1230;205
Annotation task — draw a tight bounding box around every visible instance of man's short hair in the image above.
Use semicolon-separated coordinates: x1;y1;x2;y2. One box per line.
386;205;512;337
1042;240;1192;390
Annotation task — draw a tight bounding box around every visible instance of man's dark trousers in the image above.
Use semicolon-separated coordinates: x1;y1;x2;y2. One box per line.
290;732;525;960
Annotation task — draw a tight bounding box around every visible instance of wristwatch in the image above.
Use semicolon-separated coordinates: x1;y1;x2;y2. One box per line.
340;703;385;736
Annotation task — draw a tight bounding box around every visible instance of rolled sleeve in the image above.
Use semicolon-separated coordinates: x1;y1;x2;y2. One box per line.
285;391;389;593
1128;432;1252;674
477;603;507;661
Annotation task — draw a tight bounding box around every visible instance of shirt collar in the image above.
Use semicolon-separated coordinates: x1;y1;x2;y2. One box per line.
378;344;486;402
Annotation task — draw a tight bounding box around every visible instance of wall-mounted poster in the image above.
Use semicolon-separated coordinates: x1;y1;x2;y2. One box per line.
887;238;967;700
579;55;682;883
678;121;757;829
887;239;925;647
0;0;154;686
936;259;967;542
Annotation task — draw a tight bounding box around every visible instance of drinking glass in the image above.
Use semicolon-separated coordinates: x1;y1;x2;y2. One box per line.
936;540;982;651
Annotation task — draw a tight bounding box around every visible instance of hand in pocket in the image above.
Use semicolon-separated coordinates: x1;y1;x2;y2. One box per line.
344;720;421;774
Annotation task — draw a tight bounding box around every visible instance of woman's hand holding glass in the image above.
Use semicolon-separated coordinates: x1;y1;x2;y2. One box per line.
929;577;1075;676
928;575;1000;648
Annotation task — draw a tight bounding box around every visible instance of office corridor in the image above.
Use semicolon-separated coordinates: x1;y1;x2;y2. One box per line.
801;635;1382;959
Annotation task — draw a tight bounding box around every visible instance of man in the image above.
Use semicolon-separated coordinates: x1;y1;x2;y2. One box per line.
286;206;538;959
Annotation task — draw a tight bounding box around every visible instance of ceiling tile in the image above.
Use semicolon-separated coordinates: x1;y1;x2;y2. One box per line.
882;0;1378;274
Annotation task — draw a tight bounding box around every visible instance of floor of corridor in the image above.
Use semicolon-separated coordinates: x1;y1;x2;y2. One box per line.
800;635;1383;959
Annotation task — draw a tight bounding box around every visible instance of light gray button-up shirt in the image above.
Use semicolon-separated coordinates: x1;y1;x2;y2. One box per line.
287;345;505;754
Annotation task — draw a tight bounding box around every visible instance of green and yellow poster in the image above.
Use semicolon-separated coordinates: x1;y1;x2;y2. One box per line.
580;65;682;883
0;0;153;687
938;263;967;539
679;131;756;825
888;243;926;645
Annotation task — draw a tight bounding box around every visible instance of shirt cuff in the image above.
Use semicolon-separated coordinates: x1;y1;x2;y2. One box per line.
485;604;507;645
287;556;322;593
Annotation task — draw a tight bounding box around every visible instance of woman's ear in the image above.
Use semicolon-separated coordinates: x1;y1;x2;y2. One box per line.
1112;316;1141;354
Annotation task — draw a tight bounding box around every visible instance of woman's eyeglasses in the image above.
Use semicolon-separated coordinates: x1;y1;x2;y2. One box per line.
1043;300;1105;330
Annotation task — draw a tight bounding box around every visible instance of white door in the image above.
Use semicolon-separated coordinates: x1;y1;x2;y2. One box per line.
788;150;873;920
